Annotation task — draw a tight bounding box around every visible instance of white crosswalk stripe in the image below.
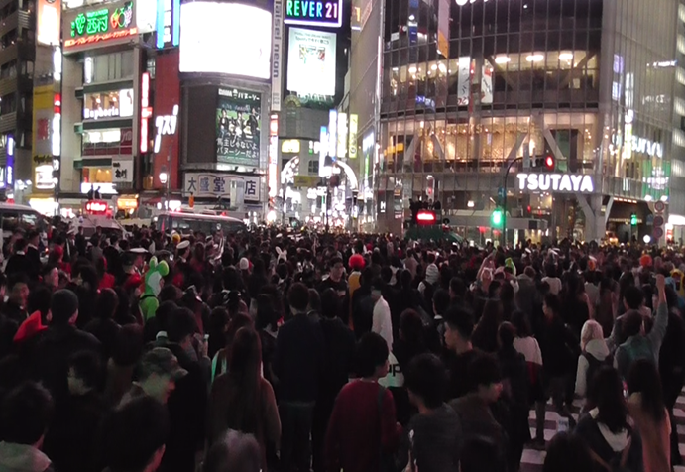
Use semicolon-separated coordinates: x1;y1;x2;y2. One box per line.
519;391;685;471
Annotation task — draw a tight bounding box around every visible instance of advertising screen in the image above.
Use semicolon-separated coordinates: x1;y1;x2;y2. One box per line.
286;28;336;96
179;2;271;79
83;89;134;120
216;88;261;167
285;0;342;28
38;0;61;46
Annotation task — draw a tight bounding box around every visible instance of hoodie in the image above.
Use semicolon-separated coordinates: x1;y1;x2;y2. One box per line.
575;339;611;398
0;442;54;472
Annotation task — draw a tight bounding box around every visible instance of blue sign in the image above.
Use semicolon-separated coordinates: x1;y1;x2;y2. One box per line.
156;0;180;49
6;135;13;186
284;0;342;28
415;95;435;109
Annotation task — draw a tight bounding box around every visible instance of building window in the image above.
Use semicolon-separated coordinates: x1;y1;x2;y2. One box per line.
86;51;135;84
307;160;319;175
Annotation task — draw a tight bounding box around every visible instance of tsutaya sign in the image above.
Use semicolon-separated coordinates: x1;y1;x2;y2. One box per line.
516;173;595;193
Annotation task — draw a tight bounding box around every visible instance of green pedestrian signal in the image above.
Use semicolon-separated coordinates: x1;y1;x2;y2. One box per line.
491;208;504;228
630;213;637;226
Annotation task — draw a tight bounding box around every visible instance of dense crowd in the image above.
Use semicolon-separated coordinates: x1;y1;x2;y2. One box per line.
0;224;683;472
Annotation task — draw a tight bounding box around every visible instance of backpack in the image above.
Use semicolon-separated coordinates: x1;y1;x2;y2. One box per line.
584;352;613;395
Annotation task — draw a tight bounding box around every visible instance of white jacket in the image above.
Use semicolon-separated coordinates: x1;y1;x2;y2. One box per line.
575;339;611;398
372;296;393;351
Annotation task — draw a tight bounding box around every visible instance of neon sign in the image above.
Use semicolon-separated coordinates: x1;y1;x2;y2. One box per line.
140;72;151;153
156;0;180;49
284;0;342;28
516;173;595;193
66;1;135;48
154;105;178;153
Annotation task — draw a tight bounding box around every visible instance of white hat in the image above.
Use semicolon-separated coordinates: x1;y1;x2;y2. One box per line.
67;227;77;235
239;257;250;270
129;247;148;254
177;240;190;250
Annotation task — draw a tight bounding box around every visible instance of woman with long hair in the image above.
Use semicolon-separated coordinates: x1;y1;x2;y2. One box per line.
627;359;671;472
210;313;253;383
471;299;503;353
574;366;640;471
207;328;281;471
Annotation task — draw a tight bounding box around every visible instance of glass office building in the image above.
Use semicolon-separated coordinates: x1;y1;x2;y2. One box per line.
368;0;680;242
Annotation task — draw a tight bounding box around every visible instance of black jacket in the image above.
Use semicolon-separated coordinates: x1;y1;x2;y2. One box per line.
32;324;102;403
537;316;579;377
318;317;355;405
83;317;121;360
274;313;325;403
5;253;32;280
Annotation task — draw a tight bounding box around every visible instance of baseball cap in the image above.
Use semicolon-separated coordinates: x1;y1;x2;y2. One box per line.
139;347;188;381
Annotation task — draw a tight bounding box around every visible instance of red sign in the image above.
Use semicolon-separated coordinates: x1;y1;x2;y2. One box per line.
140;72;151;153
85;200;108;214
64;27;138;48
416;210;436;224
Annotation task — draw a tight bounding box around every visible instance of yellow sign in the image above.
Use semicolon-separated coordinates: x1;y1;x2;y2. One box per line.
117;197;138;210
349;114;358;158
282;139;300;154
293;175;319;187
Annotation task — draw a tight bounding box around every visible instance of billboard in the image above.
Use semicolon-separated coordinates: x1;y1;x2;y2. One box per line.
271;0;284;111
286;28;336;96
179;2;271;79
183;173;261;201
64;0;137;50
284;0;342;28
83;88;134;120
216;88;261;167
37;0;61;46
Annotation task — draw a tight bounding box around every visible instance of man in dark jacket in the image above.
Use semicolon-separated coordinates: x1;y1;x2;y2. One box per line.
0;382;56;472
33;290;102;404
275;283;325;472
26;230;42;281
5;239;34;280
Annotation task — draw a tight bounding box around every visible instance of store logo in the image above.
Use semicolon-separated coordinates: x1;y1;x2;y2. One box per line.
154;105;178;153
516;173;594;193
67;1;135;47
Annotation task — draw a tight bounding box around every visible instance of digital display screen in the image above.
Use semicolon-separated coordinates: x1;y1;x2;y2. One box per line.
284;0;342;28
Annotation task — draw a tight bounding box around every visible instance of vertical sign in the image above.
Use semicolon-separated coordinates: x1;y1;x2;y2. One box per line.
53;93;61;157
269;115;278;198
337;112;347;158
37;0;61;46
348;114;358;158
271;0;284;112
437;0;449;57
319;126;329;177
140;72;151;153
6;136;14;187
328;109;337;160
156;0;180;48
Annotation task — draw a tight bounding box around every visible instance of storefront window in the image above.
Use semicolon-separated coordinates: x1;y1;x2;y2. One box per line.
83;89;134;120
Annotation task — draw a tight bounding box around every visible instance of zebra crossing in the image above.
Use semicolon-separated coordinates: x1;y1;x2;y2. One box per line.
519;391;685;471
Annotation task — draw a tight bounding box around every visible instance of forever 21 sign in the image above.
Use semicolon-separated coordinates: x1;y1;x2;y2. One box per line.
284;0;342;28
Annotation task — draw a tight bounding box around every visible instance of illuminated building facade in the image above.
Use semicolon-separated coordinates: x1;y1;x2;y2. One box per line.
351;0;684;242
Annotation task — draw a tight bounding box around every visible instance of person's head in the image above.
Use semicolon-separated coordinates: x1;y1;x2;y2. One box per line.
442;306;474;351
42;264;59;289
404;353;447;411
228;327;262;380
356;332;390;379
543;432;594;472
167;307;198;348
580;319;605;351
511;310;532;337
95;288;119;321
449;277;465;299
307;289;321;313
498;321;516;350
27;286;52;324
50;289;79;325
329;256;344;282
399;309;424;347
135;347;187;404
0;382;53;448
100;396;170;472
320;288;339;320
27;230;39;247
10;280;29;307
622;309;646;338
588;366;628;433
624;286;644;310
287;283;309;314
468;353;503;403
67;350;103;395
432;289;450;317
112;324;144;367
203;430;262;472
370;277;385;301
627;358;666;423
542;293;561;319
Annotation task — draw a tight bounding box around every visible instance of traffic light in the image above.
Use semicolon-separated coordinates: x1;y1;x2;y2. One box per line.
533;155;555;171
630;213;637;226
491;207;504;228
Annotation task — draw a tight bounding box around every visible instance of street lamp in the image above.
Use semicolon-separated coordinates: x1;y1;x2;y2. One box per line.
159;166;169;209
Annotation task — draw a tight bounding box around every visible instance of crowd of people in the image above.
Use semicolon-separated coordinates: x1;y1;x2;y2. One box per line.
0;222;684;472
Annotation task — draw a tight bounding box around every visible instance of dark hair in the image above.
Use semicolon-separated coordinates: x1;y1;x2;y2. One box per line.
159;285;182;303
627;359;666;424
471;300;503;353
467;353;502;390
622;310;644;338
543;293;562;316
624;286;644;310
167;307;198;343
320;288;339;320
0;382;53;444
208;307;230;359
255;295;278;331
27;285;52;320
432;289;450;316
112;324;144;366
589;366;628;433
511;310;532;337
203;430;262;472
224;313;254;359
399;309;424;348
287;283;309;311
99;396;170;472
95;289;119;320
443;306;475;340
404;353;446;409
498;321;516;349
68;350;103;390
307;289;321;312
356;332;389;378
543;432;594;472
224;328;262;436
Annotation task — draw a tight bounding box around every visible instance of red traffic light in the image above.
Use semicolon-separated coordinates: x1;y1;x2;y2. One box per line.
544;155;555;170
